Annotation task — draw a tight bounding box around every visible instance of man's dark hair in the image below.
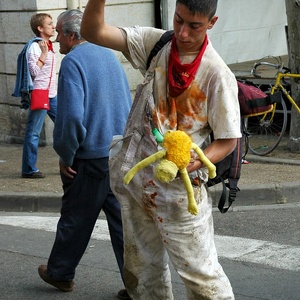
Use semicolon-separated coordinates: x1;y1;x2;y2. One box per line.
176;0;218;19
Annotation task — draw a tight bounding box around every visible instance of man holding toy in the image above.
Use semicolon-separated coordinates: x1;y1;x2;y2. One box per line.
82;0;241;299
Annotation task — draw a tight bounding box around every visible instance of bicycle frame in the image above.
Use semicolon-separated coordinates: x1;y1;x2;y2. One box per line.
271;72;300;114
244;60;292;155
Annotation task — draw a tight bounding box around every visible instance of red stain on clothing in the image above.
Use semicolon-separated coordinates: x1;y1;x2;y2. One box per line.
155;81;208;130
151;192;157;200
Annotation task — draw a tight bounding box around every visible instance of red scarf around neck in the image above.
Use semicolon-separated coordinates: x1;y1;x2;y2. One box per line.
168;34;208;97
47;40;53;52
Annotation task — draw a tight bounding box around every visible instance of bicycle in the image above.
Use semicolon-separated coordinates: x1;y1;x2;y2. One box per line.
243;58;300;156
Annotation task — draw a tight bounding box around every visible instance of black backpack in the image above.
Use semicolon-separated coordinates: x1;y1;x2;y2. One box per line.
147;30;242;213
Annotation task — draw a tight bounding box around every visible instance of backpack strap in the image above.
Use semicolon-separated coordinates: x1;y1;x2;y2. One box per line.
146;30;174;69
246;91;282;109
218;178;240;213
217;178;240;213
218;137;242;213
208;134;242;213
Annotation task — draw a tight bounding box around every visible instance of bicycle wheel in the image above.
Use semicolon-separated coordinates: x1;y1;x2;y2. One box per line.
246;97;287;156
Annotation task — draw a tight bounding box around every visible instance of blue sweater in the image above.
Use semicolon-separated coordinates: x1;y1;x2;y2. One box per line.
53;42;132;166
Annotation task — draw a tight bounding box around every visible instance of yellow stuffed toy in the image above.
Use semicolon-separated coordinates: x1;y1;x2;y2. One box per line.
123;130;216;215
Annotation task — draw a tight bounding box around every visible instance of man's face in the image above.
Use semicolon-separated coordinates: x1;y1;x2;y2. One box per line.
173;3;218;52
55;21;73;54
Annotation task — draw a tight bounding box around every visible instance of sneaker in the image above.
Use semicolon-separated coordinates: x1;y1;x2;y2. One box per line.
22;170;46;178
38;265;74;292
117;289;132;299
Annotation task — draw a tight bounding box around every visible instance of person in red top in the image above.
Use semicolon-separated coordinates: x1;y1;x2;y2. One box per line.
21;13;57;178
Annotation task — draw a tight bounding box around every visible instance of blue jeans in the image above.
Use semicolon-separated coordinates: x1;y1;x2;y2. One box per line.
46;157;124;282
22;96;57;174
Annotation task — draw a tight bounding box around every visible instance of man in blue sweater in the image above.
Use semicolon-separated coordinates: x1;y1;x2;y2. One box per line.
37;9;132;300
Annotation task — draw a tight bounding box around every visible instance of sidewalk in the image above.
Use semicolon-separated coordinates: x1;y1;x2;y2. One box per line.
1;55;299;212
0;139;299;212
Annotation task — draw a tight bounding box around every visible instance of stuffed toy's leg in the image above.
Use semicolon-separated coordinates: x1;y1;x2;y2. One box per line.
179;168;198;215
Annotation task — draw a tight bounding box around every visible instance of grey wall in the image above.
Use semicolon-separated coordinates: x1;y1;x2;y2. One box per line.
0;0;152;144
0;0;288;144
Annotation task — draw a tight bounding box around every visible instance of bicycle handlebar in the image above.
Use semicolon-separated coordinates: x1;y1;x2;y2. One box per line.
251;61;291;78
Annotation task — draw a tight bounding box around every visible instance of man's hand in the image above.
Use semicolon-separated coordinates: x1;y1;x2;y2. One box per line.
186;151;203;173
186;138;237;174
59;161;77;179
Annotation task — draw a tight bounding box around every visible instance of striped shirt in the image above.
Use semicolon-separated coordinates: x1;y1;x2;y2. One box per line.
27;42;57;98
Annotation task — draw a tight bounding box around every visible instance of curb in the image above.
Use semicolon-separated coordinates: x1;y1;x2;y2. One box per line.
210;181;300;208
245;154;300;165
1;181;299;213
0;192;62;213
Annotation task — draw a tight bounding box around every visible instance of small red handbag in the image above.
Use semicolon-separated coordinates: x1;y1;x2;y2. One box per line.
30;89;50;110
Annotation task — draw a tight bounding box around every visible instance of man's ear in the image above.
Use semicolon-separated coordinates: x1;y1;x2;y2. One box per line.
69;32;76;40
208;16;218;29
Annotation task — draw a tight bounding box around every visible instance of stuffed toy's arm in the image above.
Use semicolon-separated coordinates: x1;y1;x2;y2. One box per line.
123;149;166;184
191;143;216;179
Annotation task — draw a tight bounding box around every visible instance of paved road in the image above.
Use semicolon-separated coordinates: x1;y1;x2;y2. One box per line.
1;202;300;300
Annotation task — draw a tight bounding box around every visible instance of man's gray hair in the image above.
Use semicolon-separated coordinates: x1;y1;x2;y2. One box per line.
57;9;83;40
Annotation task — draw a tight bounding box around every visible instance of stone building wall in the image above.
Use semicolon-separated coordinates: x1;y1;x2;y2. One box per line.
0;0;288;144
0;0;151;144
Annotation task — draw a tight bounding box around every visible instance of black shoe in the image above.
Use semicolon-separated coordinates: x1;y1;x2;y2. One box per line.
22;170;45;178
38;265;74;292
117;289;132;299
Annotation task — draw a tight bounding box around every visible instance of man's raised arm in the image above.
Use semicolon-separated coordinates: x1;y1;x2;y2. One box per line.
81;0;128;53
